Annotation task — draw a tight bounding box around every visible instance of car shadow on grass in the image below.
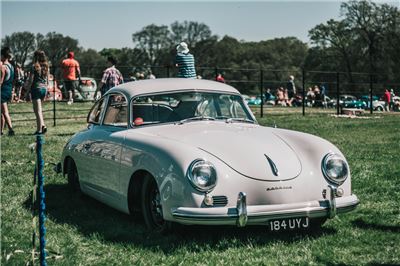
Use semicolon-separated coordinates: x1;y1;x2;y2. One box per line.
25;184;337;253
352;218;400;233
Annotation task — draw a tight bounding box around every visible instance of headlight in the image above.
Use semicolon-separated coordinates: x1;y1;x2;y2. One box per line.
322;153;349;185
187;160;217;192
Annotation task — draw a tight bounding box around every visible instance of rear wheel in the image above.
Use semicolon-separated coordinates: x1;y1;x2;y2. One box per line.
141;174;171;233
67;159;81;192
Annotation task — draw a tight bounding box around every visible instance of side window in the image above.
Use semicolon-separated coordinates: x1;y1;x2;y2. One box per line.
103;94;128;127
88;98;106;124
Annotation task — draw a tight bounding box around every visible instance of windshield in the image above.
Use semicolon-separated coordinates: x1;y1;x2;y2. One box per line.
131;91;254;126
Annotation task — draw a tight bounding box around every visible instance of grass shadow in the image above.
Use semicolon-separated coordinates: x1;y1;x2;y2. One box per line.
24;184;337;254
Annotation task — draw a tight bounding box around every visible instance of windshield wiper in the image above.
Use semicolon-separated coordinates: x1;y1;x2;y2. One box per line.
226;118;255;124
177;116;215;125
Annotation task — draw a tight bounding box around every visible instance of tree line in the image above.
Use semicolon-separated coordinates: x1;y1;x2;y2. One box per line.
2;0;399;94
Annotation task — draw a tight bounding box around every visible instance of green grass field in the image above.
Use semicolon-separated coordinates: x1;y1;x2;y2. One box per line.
1;102;399;265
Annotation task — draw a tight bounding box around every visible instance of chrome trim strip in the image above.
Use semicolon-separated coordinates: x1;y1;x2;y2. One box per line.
172;198;359;224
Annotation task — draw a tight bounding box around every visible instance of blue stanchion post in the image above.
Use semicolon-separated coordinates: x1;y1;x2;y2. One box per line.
36;135;47;266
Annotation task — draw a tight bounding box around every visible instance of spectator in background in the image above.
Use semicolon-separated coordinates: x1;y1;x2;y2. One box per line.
175;42;196;78
61;51;80;105
276;87;285;106
313;85;324;107
265;88;273;103
216;73;225;83
148;71;156;79
94;56;123;100
24;50;49;134
320;84;327;105
13;63;25;102
1;47;15;136
286;75;296;105
0;60;2;84
383;89;391;112
389;89;395;111
306;87;315;106
136;72;145;80
284;88;291;106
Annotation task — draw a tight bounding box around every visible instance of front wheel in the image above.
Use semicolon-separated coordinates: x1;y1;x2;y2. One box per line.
141;174;171;233
67;159;81;193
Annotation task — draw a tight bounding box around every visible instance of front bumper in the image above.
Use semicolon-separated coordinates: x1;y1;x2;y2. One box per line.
171;186;359;226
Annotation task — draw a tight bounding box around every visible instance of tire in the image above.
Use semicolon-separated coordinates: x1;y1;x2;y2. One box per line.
141;174;171;233
67;159;81;193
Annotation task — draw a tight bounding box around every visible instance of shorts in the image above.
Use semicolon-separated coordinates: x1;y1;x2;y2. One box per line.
31;87;47;100
1;87;12;103
288;91;295;99
64;80;79;91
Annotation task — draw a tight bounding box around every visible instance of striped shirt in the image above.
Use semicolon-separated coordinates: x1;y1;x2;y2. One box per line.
176;52;196;78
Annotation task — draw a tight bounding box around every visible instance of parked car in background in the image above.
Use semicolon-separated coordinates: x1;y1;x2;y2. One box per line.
45;74;63;101
59;78;359;233
393;96;400;111
74;77;98;101
359;95;386;111
341;95;366;109
246;95;262;105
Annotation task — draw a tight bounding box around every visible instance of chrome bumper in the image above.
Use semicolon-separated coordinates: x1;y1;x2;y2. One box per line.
172;186;359;226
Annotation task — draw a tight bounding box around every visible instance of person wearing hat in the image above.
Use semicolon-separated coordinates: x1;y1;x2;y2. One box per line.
175;42;196;78
61;51;81;105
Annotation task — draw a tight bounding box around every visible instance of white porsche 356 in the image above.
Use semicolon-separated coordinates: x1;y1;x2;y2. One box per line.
59;78;359;232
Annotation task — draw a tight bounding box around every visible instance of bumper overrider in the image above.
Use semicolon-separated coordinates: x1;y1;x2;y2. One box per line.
172;185;359;226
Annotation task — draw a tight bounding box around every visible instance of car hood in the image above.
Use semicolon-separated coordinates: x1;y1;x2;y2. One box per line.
138;122;302;181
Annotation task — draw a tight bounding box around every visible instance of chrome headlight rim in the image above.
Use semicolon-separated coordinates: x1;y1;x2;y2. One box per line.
186;159;217;192
321;153;349;185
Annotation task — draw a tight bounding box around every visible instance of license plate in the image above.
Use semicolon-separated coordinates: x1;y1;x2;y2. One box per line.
268;217;309;231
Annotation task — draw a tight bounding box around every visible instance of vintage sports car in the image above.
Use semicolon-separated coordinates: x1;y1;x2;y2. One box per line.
60;78;359;232
74;77;98;101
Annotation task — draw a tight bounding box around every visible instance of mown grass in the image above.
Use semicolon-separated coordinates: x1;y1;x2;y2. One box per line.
1;102;399;265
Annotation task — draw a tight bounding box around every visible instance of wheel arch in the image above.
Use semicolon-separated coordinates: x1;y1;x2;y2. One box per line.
127;169;154;215
63;156;74;176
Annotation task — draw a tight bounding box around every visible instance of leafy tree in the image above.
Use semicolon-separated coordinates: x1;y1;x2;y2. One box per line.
132;24;171;65
170;21;216;48
78;48;106;80
1;31;36;67
341;0;386;74
309;0;400;87
37;32;80;72
309;19;356;82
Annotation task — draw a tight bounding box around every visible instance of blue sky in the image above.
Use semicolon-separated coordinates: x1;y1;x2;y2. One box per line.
1;1;398;51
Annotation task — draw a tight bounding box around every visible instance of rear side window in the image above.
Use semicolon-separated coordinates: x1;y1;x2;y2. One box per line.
103;94;128;127
88;98;106;124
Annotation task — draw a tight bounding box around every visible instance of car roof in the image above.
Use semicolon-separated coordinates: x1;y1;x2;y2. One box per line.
106;78;240;98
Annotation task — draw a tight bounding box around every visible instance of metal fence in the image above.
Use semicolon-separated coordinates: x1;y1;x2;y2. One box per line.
12;65;400;126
